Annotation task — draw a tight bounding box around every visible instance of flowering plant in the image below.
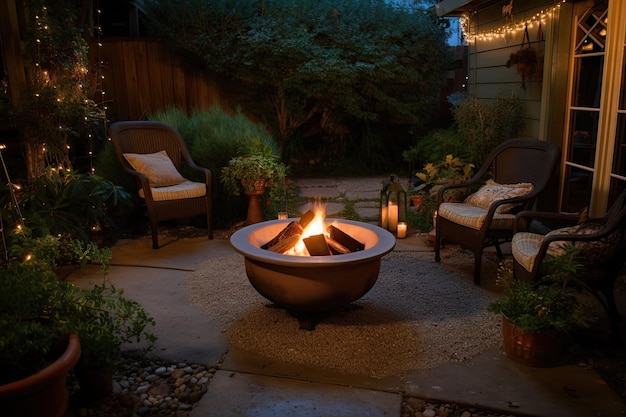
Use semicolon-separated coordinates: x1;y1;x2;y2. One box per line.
488;247;592;333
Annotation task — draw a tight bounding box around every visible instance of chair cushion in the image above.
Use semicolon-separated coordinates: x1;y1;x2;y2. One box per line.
512;231;543;272
139;180;206;201
124;150;186;187
438;202;516;231
464;179;534;213
544;219;623;264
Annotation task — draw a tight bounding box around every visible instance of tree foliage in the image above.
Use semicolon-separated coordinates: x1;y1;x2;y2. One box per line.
142;0;451;157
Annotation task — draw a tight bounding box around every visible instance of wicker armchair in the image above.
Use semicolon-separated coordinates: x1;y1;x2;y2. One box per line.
109;121;212;249
512;189;626;341
434;138;561;285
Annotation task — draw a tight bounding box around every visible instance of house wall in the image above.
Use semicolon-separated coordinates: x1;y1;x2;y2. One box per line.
465;0;563;139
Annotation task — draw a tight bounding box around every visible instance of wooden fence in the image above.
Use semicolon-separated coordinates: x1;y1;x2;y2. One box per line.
91;38;223;122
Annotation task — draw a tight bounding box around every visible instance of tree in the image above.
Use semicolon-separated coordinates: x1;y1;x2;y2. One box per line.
142;0;451;158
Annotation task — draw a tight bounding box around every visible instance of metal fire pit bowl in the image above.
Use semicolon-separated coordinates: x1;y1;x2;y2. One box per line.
229;218;396;313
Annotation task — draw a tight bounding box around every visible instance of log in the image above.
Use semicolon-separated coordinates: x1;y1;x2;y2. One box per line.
266;233;302;254
326;237;351;255
328;225;365;252
303;234;331;256
261;221;303;250
299;210;315;229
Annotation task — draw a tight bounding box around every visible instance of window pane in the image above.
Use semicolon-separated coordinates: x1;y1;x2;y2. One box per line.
568;110;598;168
561;165;592;212
572;55;604;108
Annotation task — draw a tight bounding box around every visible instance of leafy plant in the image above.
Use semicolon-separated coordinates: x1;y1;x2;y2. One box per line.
414;154;474;193
452;92;525;167
488;247;592;333
0;248;156;384
18;168;132;242
220;138;289;196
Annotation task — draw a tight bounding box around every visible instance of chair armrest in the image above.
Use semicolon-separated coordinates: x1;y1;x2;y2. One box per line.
514;210;581;233
436;178;481;205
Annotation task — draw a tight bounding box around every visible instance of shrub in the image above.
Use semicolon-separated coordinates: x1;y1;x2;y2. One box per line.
452;92;525;167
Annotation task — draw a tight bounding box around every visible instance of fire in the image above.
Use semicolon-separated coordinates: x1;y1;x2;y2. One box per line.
288;202;328;256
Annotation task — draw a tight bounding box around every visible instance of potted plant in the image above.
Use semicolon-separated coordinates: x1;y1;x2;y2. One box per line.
488;247;591;367
414;154;474;200
0;229;156;411
0;259;81;417
220;138;288;224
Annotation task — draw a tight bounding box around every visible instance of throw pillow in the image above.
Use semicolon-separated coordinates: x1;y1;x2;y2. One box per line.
464;179;534;213
123;150;185;187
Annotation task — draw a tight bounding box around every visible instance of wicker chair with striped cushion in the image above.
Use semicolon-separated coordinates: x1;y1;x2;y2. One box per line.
512;189;626;342
434;138;561;285
110;121;213;249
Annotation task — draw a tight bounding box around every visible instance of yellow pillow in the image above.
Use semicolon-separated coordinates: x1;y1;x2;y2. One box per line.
464;179;534;213
123;150;185;187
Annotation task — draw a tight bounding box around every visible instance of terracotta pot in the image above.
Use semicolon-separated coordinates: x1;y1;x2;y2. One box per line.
0;334;81;417
410;195;424;207
501;315;565;367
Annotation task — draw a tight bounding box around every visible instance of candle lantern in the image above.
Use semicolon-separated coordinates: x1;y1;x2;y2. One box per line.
379;175;407;234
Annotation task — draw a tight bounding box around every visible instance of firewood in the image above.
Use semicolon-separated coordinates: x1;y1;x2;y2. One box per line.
266;233;302;254
328;225;365;252
326;237;351;254
299;210;315;229
261;221;303;250
303;234;331;256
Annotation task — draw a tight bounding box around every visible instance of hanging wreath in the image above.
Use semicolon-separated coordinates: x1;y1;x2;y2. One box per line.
506;25;537;90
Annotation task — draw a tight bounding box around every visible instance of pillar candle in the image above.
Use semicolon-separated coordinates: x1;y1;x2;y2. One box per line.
388;202;398;232
381;206;388;229
397;222;407;238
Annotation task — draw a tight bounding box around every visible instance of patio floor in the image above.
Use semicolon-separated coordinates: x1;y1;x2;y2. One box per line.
68;176;626;417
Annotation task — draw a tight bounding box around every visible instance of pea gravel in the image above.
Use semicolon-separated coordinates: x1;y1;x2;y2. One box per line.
187;250;501;378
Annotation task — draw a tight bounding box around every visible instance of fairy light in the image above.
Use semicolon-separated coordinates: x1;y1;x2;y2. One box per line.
461;0;566;44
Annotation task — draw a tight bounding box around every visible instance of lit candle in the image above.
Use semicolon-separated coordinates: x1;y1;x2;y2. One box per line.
397;222;407;239
278;212;288;220
381;206;388;229
388;202;398;232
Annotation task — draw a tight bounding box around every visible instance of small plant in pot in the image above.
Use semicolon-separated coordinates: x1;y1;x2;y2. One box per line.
220;138;288;196
488;247;592;367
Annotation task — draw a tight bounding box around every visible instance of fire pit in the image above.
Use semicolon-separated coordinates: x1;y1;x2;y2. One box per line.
229;217;396;313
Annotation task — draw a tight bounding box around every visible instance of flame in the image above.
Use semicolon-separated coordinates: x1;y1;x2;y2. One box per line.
287;201;328;256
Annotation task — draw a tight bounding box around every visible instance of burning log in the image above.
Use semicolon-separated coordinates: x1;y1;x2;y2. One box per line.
261;210;315;252
328;225;365;252
303;234;331;256
261;210;365;256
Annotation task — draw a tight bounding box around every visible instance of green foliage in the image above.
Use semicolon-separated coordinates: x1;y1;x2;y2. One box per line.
403;127;468;167
7;227;111;273
17;168;132;242
143;0;451;155
488;247;592;333
452;92;525;167
407;194;437;232
414;154;474;192
149;106;279;179
0;244;156;382
16;0;107;180
220;138;289;196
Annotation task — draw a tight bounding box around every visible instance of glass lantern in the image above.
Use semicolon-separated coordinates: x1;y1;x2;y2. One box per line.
379;175;407;234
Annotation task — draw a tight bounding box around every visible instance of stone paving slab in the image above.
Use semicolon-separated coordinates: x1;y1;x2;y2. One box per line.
191;370;402;417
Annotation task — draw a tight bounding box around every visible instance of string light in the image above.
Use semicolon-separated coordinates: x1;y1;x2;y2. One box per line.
461;0;566;43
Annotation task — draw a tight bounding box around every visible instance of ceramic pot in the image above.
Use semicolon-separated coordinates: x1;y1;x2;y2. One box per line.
0;334;81;417
501;315;565;367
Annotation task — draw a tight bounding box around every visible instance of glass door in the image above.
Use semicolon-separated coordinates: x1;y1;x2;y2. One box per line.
561;1;607;213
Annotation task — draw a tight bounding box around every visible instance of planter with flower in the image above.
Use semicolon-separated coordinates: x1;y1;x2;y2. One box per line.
488;247;592;367
220;139;288;224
